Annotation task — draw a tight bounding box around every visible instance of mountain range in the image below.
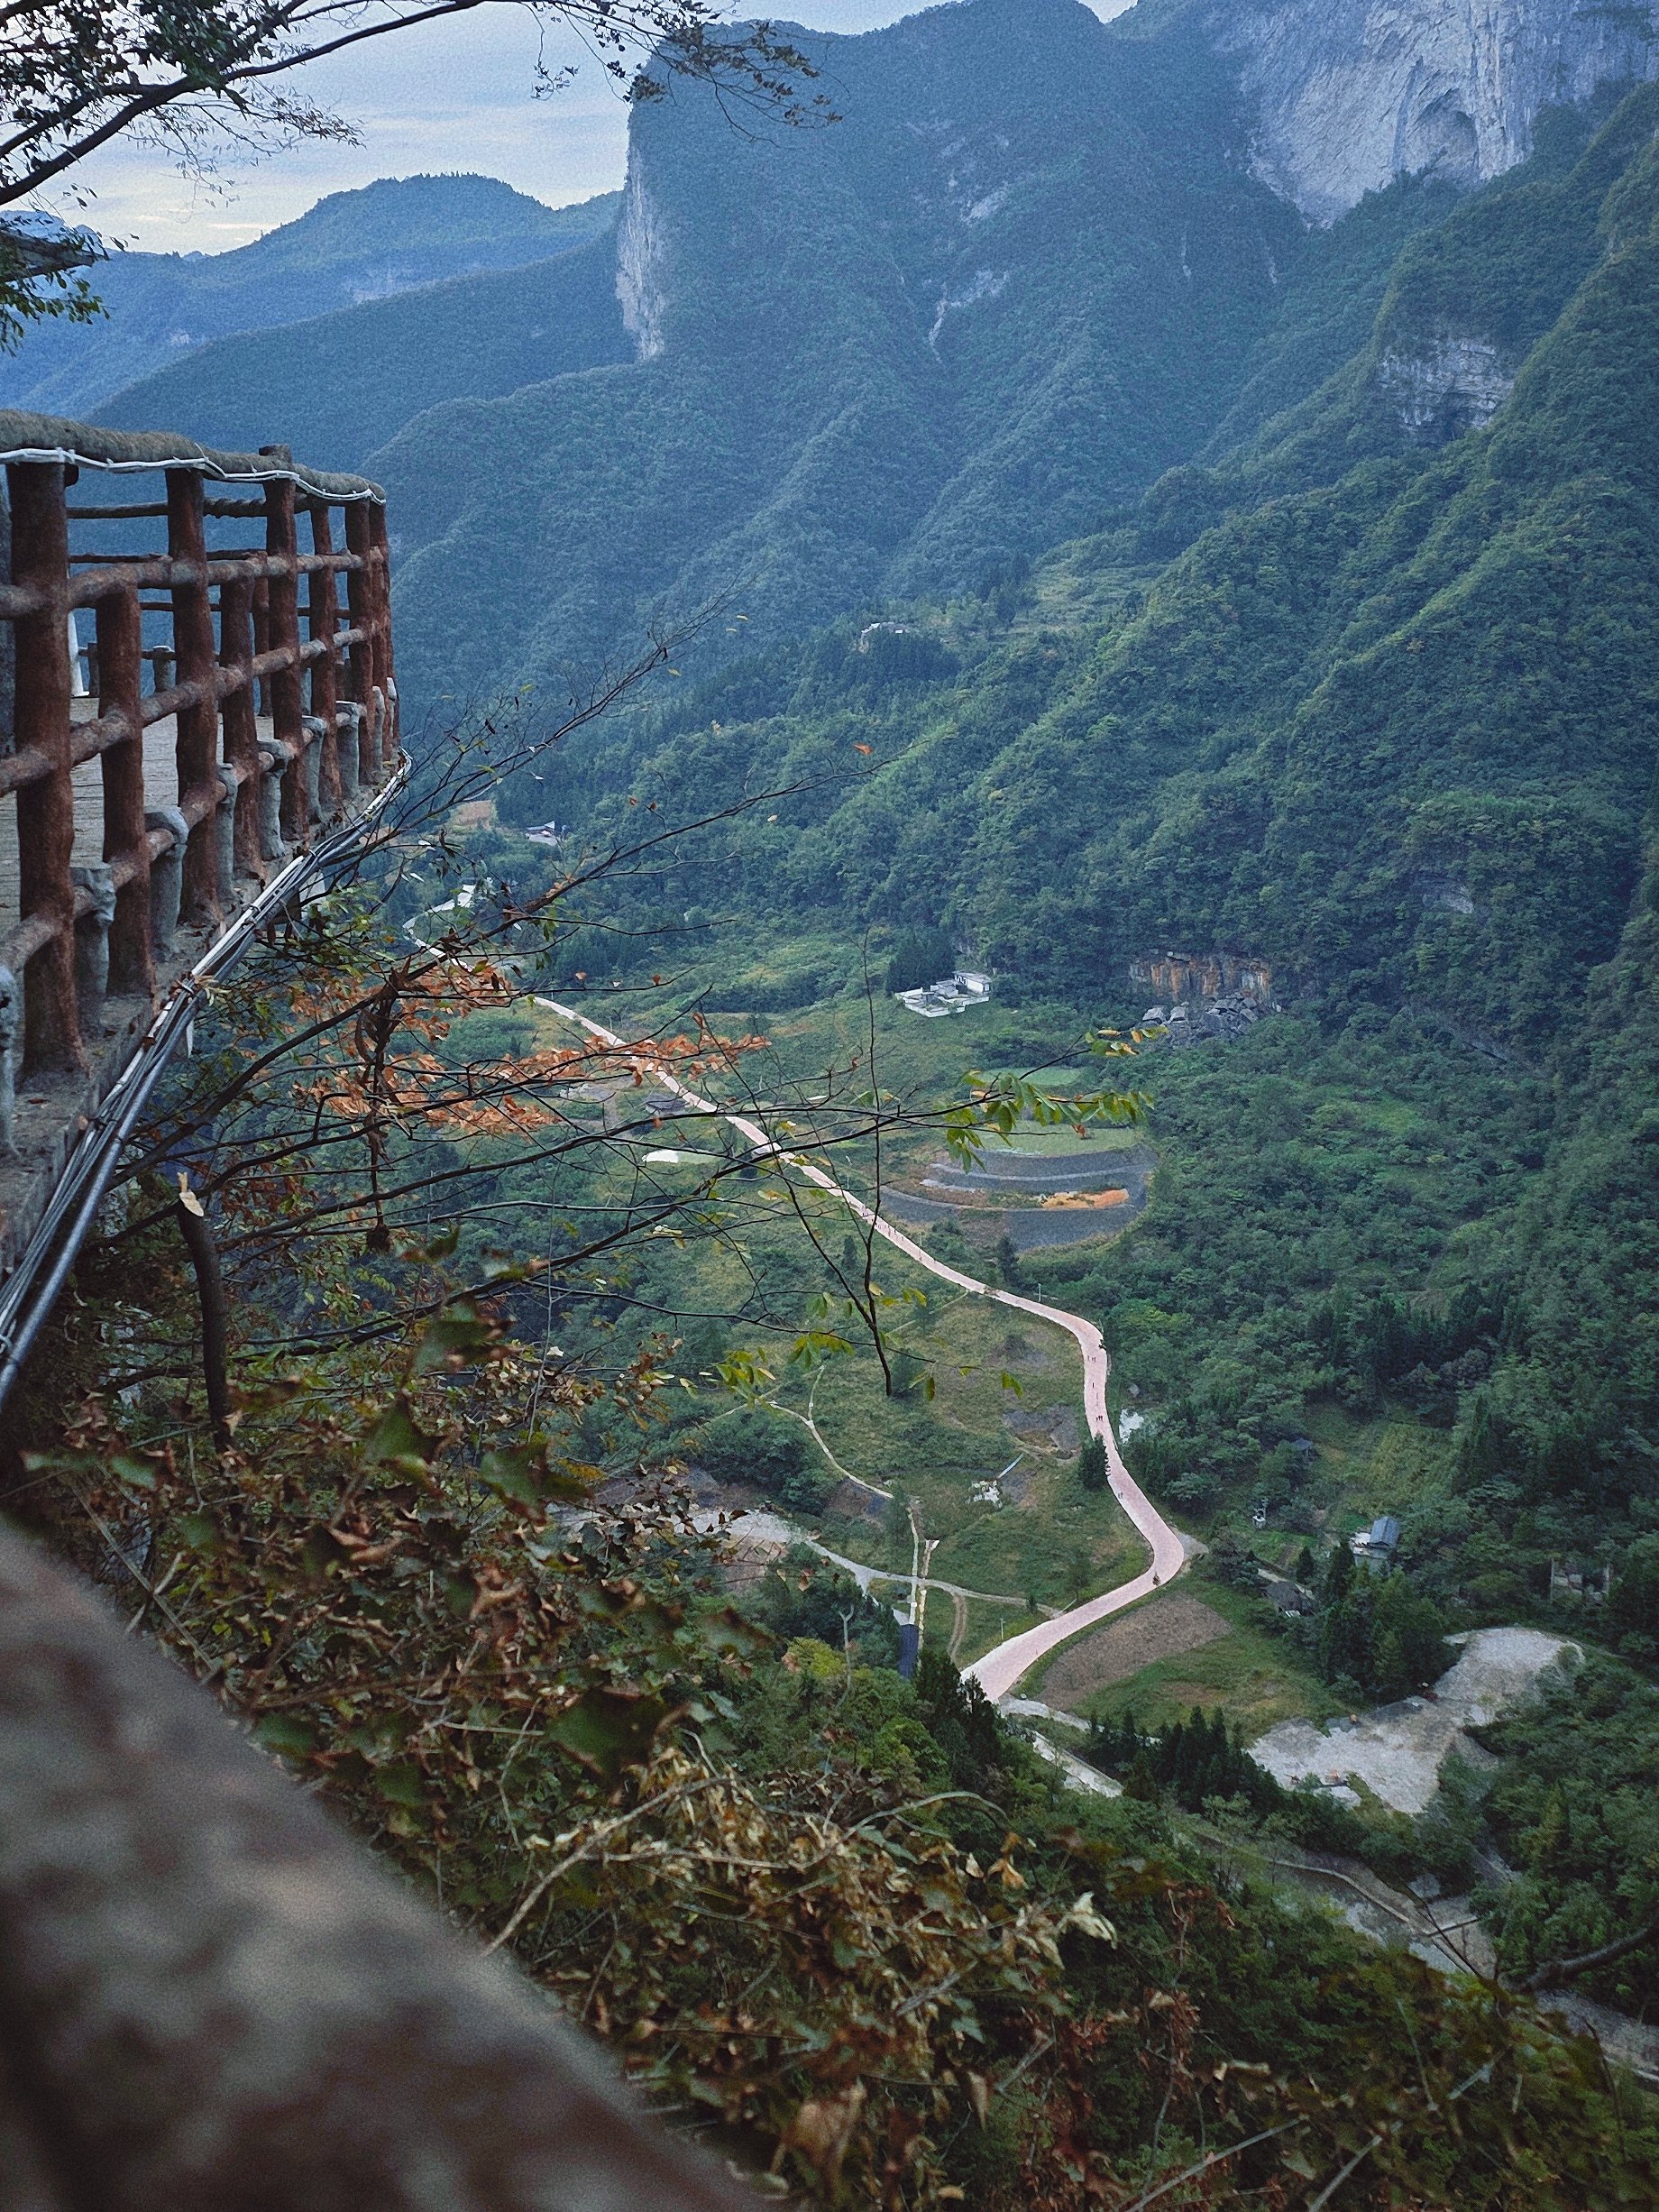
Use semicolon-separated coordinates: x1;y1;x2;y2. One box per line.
0;173;620;436
456;4;1659;1597
371;0;1659;705
8;0;1659;2139
21;0;1655;709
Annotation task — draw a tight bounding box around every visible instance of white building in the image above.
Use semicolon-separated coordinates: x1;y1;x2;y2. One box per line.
895;970;993;1019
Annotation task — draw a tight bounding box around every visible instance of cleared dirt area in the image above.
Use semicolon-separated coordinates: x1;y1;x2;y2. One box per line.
1042;1594;1231;1709
1251;1627;1580;1817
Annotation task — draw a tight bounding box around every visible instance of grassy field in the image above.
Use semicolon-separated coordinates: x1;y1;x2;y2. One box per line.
1276;1406;1458;1555
994;1126;1141;1159
522;986;1147;1633
778;1287;1141;1612
1029;1579;1340;1739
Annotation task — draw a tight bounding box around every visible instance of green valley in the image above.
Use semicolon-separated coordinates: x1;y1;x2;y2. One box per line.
7;0;1659;2199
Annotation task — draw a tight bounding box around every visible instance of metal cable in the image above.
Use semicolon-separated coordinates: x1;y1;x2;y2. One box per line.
0;757;408;1414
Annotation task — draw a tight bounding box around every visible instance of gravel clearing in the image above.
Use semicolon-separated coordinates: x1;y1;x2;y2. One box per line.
1251;1627;1580;1817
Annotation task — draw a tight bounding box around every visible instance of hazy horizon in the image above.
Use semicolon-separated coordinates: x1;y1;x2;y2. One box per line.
55;0;1134;256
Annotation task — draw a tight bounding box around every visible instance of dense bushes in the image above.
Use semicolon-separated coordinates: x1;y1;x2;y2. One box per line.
1474;1657;1659;2014
1086;1704;1284;1817
886;925;956;995
683;1407;832;1514
1315;1546;1452;1703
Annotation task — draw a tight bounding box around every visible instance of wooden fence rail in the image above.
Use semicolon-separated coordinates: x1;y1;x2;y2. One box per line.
0;416;397;1167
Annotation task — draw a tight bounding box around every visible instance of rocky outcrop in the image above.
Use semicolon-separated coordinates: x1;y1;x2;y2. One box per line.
1150;994;1268;1048
1377;334;1515;440
1214;0;1659;224
1130;949;1276;1008
615;165;666;361
0;1525;743;2212
1131;950;1277;1049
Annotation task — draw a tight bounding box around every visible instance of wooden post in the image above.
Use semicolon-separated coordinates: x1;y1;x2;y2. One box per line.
96;581;152;997
369;503;394;775
306;502;342;816
217;574;261;883
166;470;219;926
263;478;305;848
344;500;376;789
252;575;271;717
9;461;79;1075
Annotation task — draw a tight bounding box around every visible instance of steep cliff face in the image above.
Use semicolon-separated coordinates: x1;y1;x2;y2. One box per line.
377;0;1659;720
615;168;667;363
1376;333;1514;437
1214;0;1659;222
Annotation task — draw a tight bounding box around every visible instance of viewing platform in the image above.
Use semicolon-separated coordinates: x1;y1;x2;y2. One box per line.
0;412;401;1374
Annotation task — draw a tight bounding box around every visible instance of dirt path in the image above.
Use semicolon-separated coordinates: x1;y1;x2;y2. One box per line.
948;1590;969;1662
537;998;1188;1699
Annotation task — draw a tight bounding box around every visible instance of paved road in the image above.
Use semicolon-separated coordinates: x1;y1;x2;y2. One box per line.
536;998;1187;1700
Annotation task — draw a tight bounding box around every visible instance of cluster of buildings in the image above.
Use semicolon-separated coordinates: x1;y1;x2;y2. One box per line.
894;969;993;1018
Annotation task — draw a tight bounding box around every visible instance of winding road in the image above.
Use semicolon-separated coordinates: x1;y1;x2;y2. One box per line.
538;998;1188;1702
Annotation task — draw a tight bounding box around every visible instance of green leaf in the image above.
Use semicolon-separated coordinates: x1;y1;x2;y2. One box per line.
375;1759;426;1808
362;1396;437;1472
477;1443;598;1511
699;1608;774;1661
253;1713;317;1759
413;1303;498;1373
546;1687;673;1784
405;1224;461;1261
476;1444;545;1510
179;1510;222;1556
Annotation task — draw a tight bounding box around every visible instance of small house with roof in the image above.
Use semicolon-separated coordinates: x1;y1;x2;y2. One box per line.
1350;1515;1401;1570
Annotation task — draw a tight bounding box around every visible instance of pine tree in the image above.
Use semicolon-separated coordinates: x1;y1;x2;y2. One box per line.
1457;1393;1508;1486
1371;1628;1409;1702
1530;1785;1571;1873
1077;1433;1110;1492
1124;1748;1159;1803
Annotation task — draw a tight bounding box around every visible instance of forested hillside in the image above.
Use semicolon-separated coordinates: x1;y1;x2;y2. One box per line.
547;84;1659;1042
498;74;1659;1676
375;0;1436;705
91;228;630;474
8;0;1659;2193
0;174;618;420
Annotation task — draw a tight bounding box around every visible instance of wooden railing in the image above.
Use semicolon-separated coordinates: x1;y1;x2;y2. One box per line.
0;416;396;1135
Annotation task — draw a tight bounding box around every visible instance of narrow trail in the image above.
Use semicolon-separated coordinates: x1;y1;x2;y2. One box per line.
538;998;1188;1700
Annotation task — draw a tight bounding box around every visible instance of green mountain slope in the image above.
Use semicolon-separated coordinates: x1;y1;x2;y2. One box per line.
374;0;1387;705
0;175;619;420
570;86;1659;1066
499;79;1659;1681
92;230;630;476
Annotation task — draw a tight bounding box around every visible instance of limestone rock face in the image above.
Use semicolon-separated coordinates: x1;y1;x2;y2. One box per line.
1213;0;1659;223
616;166;666;361
1377;334;1515;439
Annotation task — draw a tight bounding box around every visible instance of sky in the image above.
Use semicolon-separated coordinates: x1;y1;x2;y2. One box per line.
63;1;1134;254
